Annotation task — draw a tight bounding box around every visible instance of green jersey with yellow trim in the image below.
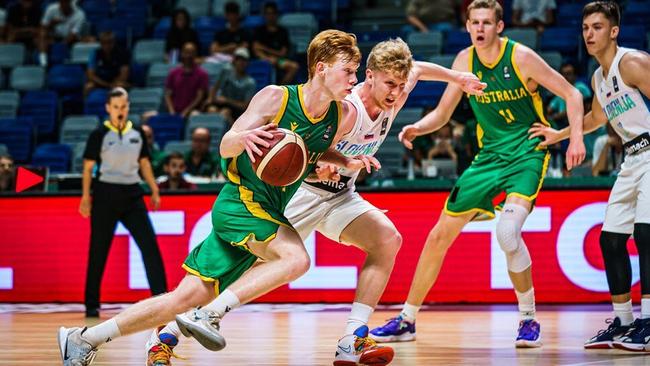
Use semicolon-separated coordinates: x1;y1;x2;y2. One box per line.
221;84;340;220
468;38;548;159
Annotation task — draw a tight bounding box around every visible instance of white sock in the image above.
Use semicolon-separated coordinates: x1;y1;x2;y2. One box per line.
641;298;650;319
400;302;420;321
515;287;536;320
613;300;634;325
82;318;121;347
202;289;240;318
345;302;374;335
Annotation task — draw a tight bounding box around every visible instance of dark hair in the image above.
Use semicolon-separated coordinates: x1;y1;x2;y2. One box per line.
164;151;185;165
171;8;191;30
106;87;128;103
263;1;278;13
583;1;620;27
224;1;240;14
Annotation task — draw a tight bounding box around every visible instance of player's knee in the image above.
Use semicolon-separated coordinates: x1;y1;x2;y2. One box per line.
496;219;521;254
283;250;311;281
426;226;453;253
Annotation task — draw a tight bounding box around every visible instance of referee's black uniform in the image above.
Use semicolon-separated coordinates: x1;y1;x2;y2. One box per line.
82;119;167;316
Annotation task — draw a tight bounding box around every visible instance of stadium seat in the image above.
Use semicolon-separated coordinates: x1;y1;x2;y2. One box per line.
129;88;163;116
47;64;85;93
0;118;34;162
147;63;175;87
153;17;172;39
0;43;26;68
195;16;227;54
60;115;100;146
618;25;646;50
147;114;185;148
0;91;20;118
443;30;472;54
201;62;230;86
503;28;538;50
70;42;100;64
31;143;72;173
49;42;69;65
249;0;295;14
392;107;424;137
70;142;86;173
539;27;579;55
186;113;228;147
556;3;583;27
247;60;275;91
163;140;192;154
213;0;250;16
407;31;443;59
624;2;650;25
10;66;45;91
280;13;318;54
177;0;210;18
19;91;57;136
356;30;402;48
428;54;456;69
84;89;109;120
405;81;446;108
0;143;7;156
539;51;563;70
133;39;166;64
80;0;111;25
242;15;264;29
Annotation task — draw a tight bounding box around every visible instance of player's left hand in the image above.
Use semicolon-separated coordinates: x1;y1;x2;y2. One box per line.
566;138;586;171
456;72;487;96
315;163;341;181
346;155;381;173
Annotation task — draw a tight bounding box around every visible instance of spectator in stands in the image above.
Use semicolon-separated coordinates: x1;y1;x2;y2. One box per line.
141;124;166;177
0;154;15;192
208;1;249;63
185;127;219;177
427;123;458;162
252;1;299;85
165;8;199;64
592;123;623;177
157;151;197;191
405;0;459;33
164;42;209;119
205;47;256;123
6;0;42;50
38;0;86;66
84;31;130;96
512;0;556;32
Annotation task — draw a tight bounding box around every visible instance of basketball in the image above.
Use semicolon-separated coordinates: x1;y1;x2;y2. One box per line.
251;128;308;186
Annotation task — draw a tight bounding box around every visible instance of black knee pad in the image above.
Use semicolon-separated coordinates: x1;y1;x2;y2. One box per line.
600;230;632;296
634;223;650;295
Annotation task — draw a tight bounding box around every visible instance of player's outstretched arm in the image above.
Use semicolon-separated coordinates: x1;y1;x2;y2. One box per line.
220;85;284;162
411;61;487;95
529;76;608;145
518;45;585;169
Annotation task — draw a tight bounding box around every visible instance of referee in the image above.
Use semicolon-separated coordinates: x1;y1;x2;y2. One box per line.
80;87;167;317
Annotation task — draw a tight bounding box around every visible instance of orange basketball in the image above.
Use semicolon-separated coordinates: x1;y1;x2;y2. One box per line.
251;128;308;186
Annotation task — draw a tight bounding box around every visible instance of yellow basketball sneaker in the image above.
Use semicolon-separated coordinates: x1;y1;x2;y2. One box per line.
333;325;394;366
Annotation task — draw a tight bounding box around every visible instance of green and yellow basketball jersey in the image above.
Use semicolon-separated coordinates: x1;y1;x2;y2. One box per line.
468;38;549;159
223;84;340;214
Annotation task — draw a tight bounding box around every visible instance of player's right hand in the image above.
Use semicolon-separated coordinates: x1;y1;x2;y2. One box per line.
315;163;341;182
241;123;277;163
79;196;91;218
399;124;419;149
528;122;561;147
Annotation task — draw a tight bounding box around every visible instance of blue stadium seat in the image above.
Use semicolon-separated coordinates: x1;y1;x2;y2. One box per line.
10;65;45;91
0;91;20;118
242;15;264;29
49;42;69;65
443;30;472;54
84;89;109;120
147;62;175;87
70;42;100;64
147;114;185;148
129;87;163;115
48;64;85;93
404;81;446;108
0;43;26;68
246;60;275;90
428;54;456;69
0;118;34;162
19;91;58;136
407;31;443;59
280;13;319;54
249;0;296;14
195;16;227;54
133;39;166;64
60;115;100;146
186;113;228;147
201;62;229;86
539;27;579;55
618;25;646;50
81;0;111;25
625;2;650;25
503;28;538;50
153;17;172;39
356;30;402;47
556;3;584;27
31;143;72;173
177;0;210;18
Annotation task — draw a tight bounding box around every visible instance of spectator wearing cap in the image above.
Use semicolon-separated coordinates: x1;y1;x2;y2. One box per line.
204;47;256;123
208;1;249;63
0;154;15;192
157;151;197;191
164;42;209;118
80;87;167;318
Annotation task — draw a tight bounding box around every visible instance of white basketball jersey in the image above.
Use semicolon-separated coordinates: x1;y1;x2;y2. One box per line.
594;47;650;143
303;83;396;194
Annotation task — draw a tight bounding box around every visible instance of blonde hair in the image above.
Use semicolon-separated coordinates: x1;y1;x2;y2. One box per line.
307;29;361;80
366;38;413;80
467;0;503;22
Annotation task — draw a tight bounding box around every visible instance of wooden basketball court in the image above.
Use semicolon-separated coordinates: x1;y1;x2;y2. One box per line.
2;304;649;365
